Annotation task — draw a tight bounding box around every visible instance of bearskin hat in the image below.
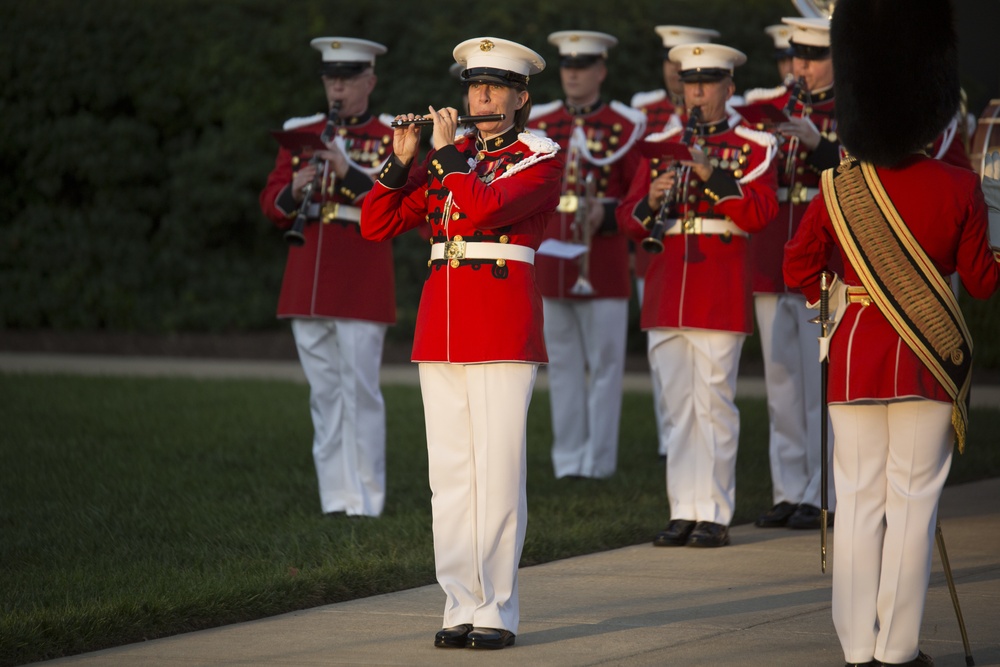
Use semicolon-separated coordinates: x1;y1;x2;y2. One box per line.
831;0;960;166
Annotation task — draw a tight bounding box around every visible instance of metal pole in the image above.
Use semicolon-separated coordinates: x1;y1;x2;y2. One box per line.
935;520;975;665
813;271;832;573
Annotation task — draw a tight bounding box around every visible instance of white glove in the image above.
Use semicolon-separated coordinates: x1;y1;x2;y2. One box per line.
983;151;1000;249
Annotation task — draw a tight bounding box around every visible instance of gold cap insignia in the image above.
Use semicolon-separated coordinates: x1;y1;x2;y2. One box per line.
480;40;494;52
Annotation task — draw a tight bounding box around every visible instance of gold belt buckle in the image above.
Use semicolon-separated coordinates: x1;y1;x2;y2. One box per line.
682;216;700;234
847;287;872;306
444;239;467;260
321;202;339;224
557;193;579;213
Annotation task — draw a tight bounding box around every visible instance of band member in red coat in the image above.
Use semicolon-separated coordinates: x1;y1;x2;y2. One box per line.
528;30;645;480
361;37;561;651
259;37;395;518
743;17;841;531
618;43;778;549
630;25;719;460
784;1;1000;663
630;25;720;136
763;24;795;85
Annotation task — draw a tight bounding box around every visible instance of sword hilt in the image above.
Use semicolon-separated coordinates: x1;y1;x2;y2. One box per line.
808;271;836;333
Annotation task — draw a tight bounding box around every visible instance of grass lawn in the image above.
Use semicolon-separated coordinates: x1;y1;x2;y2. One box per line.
2;372;998;666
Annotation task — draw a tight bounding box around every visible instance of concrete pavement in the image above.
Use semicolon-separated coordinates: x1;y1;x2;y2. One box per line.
4;352;1000;666
27;478;1000;666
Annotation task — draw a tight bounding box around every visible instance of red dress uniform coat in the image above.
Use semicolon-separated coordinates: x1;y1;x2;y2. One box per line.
361;127;562;363
618;116;779;334
630;89;683;138
744;84;840;293
527;100;645;299
260;112;396;324
783;155;1000;403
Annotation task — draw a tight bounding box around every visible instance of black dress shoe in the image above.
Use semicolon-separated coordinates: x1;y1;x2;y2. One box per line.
755;501;798;527
687;521;730;548
787;503;824;529
434;623;472;648
467;627;515;650
881;650;933;666
653;519;696;547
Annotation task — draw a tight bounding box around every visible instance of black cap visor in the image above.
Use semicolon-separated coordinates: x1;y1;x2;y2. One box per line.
320;61;370;79
461;67;529;88
559;54;603;69
679;67;730;83
790;41;830;60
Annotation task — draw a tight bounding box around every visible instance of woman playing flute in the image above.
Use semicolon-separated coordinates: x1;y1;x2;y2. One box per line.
361;36;561;650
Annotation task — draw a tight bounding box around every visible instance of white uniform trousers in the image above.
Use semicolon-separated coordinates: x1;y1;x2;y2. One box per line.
830;400;954;665
637;278;669;457
291;318;387;517
649;329;744;525
543;297;628;479
754;293;836;509
419;362;537;634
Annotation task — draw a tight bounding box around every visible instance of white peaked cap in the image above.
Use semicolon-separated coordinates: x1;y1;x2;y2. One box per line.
310;37;386;64
781;17;831;47
547;30;618;57
765;24;793;49
453;37;545;86
668;43;747;75
654;25;720;48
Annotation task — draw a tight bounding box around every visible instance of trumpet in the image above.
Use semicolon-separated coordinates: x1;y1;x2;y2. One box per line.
389;113;505;128
569;172;597;296
285;101;341;246
642;106;702;253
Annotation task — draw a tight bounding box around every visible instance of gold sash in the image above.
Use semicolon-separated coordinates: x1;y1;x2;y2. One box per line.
822;159;973;452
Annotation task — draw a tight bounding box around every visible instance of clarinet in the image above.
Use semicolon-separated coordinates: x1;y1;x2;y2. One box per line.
284;101;342;246
782;76;809;179
641;106;702;253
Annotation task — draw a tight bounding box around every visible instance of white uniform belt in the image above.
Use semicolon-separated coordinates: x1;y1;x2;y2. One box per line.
557;193;618;213
777;186;820;203
306;202;362;224
429;241;535;264
664;217;748;237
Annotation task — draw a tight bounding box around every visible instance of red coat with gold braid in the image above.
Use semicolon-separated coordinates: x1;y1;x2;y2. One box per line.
618;115;779;334
783;155;1000;403
527;100;645;299
743;83;840;294
259;111;396;324
360;127;563;364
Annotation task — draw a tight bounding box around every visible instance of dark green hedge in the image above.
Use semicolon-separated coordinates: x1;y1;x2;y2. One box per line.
1;0;997;365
